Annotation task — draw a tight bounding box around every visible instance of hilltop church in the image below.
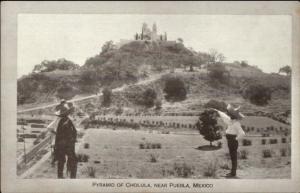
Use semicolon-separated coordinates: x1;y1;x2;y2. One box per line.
134;22;168;41
116;22;171;48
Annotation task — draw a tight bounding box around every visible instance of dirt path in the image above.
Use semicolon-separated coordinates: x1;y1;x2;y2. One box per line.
18;72;168;113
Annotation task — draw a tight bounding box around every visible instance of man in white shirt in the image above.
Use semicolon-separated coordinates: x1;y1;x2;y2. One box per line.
212;104;245;177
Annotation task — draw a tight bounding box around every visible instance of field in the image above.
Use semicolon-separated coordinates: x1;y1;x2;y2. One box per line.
26;127;290;179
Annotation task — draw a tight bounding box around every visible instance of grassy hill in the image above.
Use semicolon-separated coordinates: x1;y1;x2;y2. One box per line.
17;41;198;105
108;69;290;116
17;40;291;117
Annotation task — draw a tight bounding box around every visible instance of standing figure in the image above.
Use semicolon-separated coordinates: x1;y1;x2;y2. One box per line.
212;104;245;178
54;101;77;179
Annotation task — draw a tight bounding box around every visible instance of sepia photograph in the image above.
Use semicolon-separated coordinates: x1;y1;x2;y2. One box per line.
2;1;300;193
16;14;292;179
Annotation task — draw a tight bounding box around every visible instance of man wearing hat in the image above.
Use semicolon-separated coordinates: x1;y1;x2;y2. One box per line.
211;104;245;178
54;101;77;179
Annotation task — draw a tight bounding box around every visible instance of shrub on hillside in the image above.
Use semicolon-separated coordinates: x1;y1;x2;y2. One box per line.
242;83;272;106
207;63;230;84
17;73;60;105
115;106;123;115
78;69;100;93
32;58;80;73
56;83;78;100
138;88;157;108
154;99;162;110
163;76;187;102
102;87;112;107
204;99;227;112
240;61;249;67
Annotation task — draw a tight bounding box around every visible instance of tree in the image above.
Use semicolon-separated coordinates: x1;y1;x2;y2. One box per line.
134;88;157;108
242;83;272;106
163;76;187;102
78;69;101;93
279;65;291;76
141;88;157;108
240;60;249;67
102;87;112;107
177;38;184;44
56;84;77;100
115;105;123;115
32;58;79;73
196;109;223;146
101;41;115;54
208;49;226;64
207;62;230;84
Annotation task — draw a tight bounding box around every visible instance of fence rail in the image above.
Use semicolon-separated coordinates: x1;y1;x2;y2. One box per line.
17;134;52;165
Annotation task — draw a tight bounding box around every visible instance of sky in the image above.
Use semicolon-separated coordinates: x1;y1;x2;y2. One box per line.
18;14;291;77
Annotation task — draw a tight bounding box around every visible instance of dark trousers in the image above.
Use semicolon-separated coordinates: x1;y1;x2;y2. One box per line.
56;145;77;179
226;134;238;176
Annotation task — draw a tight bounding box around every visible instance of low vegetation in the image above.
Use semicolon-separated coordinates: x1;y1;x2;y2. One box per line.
203;158;219;178
163;76;187;102
242;83;272;106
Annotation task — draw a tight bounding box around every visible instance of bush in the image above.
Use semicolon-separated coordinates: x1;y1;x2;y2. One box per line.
56;83;78;100
207;63;229;84
145;143;151;149
155;99;162;110
149;154;158;163
219;162;230;170
280;149;287;157
240;60;249;67
115;106;123;115
203;159;218;178
84;143;90;149
33;139;40;145
136;88;157;108
262;150;272;158
204;99;227;112
239;150;249;159
139;143;145;149
281;138;287;143
196;109;222;146
242;139;252;146
173;162;194;178
151;143;157;149
77;154;89;162
102;87;112;107
156;143;162;149
269;139;278;144
163;76;187;102
242;83;272;106
86;166;96;178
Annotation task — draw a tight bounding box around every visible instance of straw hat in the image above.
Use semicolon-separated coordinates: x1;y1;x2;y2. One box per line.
226;104;245;120
55;102;75;117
